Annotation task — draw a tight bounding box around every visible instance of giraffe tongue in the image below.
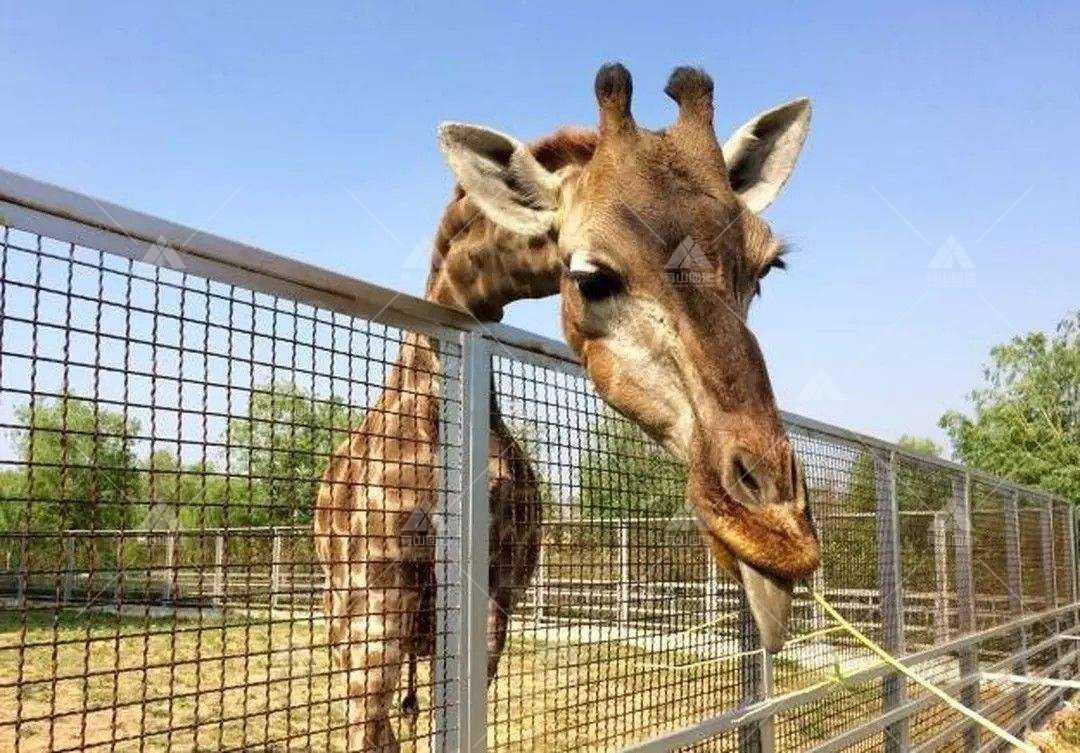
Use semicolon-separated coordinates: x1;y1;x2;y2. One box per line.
738;560;793;653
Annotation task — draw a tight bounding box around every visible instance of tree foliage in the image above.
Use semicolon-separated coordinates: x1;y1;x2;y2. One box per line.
940;311;1080;501
847;435;949;514
5;395;141;532
576;412;686;519
0;382;354;534
225;382;353;525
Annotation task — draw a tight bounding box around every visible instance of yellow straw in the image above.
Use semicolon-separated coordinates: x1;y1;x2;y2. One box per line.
783;624;845;646
810;589;1036;753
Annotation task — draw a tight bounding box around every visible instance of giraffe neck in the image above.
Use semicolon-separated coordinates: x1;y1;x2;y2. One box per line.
423;208;564;321
423;127;598;321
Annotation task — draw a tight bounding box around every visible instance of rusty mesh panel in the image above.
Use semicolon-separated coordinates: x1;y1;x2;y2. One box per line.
0;223;463;752
772;430;883;751
968;482;1011;630
1017;504;1048;616
905;653;967;750
484;350;745;751
893;456;960;651
979;626;1027;739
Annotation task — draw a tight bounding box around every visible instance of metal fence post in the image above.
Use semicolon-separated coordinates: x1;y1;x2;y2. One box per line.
433;337;464;753
1002;490;1027;725
270;527;282;611
705;555;720;625
875;450;909;753
810;567;826;632
952;473;979;753
737;594;774;753
459;332;491;753
1069;505;1080;676
214;533;225;608
62;535;75;606
1039;500;1061;674
533;544;545;626
164;531;177;604
115;534;123;603
15;542;24;605
931;512;949;643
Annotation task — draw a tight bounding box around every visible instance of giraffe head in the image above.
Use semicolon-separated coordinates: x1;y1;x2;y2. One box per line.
438;63;820;650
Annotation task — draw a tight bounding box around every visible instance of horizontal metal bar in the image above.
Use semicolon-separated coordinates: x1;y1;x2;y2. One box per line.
992;673;1073;752
621;602;1080;751
0;169;482;337
907;647;1078;753
620;701;758;753
804;696;926;753
976;648;1079;753
781;411;1066;505
825;639;1079;753
764;601;1080;717
983;672;1080;690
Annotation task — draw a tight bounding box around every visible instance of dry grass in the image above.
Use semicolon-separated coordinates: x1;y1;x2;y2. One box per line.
0;609;345;752
0;609;754;752
0;609;1006;752
1029;703;1080;753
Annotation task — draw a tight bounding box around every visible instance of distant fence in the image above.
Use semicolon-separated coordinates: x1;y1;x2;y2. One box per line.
0;168;1076;753
3;517;1044;649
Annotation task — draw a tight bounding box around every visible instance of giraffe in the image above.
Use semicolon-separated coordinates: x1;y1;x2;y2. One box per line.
315;63;822;752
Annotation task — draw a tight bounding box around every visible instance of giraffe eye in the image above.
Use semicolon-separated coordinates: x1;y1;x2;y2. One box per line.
574;268;623;301
567;252;624;301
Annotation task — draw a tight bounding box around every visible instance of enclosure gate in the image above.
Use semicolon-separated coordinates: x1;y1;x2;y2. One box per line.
0;167;1076;753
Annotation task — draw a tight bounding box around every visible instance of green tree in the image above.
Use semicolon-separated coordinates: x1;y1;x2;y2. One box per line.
847;435;951;513
141;451;237;530
940;311;1080;501
576;412;686;519
8;394;141;532
897;434;941;458
225;382;353;525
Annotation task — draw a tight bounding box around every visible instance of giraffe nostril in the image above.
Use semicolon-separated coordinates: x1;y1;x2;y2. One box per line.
735;457;760;497
725;448;767;506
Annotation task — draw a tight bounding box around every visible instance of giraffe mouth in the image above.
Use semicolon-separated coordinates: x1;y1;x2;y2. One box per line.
738;560;793;653
697;519;797;652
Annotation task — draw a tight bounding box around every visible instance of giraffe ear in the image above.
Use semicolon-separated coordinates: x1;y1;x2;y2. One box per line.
438;122;561;237
722;98;811;213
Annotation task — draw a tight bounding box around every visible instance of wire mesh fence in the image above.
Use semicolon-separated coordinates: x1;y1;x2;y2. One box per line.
0;169;1076;752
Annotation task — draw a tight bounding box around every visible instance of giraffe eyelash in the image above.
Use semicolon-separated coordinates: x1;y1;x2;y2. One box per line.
753;245;791;297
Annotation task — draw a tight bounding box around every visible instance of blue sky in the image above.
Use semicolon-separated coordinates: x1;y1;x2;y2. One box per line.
4;2;1078;452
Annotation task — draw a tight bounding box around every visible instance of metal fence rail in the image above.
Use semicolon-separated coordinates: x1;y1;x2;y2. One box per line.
0;167;1076;753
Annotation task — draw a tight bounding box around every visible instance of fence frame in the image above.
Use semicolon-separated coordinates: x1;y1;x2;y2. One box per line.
952;473;980;753
0;166;1077;753
875;449;910;752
